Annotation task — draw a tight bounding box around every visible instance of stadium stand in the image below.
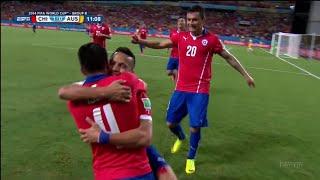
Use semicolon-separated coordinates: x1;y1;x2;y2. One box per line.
1;1;294;45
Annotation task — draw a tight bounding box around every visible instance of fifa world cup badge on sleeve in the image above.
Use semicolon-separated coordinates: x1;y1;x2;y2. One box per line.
142;98;151;110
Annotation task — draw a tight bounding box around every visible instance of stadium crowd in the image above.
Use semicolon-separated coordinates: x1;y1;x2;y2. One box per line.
1;1;292;40
193;1;295;9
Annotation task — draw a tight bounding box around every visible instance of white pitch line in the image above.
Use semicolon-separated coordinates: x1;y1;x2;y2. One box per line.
139;54;168;59
31;44;311;76
259;48;320;80
277;56;320;79
259;47;272;54
225;47;233;51
32;44;77;50
233;65;308;75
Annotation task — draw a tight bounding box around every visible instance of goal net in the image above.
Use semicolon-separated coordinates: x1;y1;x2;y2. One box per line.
270;33;320;60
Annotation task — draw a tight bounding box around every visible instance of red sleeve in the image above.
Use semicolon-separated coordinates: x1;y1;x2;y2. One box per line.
169;30;173;38
137;90;152;121
104;25;110;35
170;31;179;47
212;35;223;54
119;73;152;121
90;25;96;33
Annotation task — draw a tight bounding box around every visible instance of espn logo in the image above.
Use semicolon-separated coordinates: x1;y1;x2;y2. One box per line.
15;16;31;22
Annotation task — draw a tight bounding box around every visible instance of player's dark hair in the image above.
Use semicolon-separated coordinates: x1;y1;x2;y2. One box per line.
78;43;108;73
188;5;205;20
110;47;136;67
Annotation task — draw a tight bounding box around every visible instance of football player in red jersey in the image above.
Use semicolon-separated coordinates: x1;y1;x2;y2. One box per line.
63;43;154;180
136;23;148;55
59;47;177;180
79;47;177;180
132;5;255;174
167;17;186;83
89;19;111;49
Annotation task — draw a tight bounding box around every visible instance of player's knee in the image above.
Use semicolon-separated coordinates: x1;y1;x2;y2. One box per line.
190;127;200;133
167;70;173;76
173;70;178;75
167;122;176;128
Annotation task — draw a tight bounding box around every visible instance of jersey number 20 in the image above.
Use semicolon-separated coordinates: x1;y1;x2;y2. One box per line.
186;45;197;57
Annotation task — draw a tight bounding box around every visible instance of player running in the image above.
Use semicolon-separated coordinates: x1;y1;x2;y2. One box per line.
167;17;186;83
131;5;255;174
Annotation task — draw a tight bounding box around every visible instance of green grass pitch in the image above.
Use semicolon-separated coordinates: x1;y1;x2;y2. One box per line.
1;26;320;180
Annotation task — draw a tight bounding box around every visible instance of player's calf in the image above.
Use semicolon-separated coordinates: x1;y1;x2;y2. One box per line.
167;122;186;153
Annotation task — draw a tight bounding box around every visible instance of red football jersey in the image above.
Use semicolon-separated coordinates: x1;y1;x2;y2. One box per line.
138;28;148;39
67;72;152;180
171;30;223;94
90;24;111;48
169;29;180;59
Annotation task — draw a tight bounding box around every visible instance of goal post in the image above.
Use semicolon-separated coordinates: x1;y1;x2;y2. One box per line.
270;32;302;59
270;33;320;60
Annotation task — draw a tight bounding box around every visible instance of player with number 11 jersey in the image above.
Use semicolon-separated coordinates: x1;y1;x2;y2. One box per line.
67;72;152;180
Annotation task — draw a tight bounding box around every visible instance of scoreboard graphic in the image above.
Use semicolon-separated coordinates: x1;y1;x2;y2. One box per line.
15;12;103;23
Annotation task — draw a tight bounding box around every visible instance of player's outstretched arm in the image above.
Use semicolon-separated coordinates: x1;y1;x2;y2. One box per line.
79;117;152;148
58;80;131;102
218;49;255;88
131;35;173;49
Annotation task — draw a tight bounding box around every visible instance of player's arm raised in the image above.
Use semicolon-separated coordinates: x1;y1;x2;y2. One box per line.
58;80;131;102
131;34;173;49
218;49;255;88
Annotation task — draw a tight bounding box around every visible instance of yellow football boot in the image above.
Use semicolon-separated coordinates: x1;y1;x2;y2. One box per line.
170;138;183;153
185;159;195;174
